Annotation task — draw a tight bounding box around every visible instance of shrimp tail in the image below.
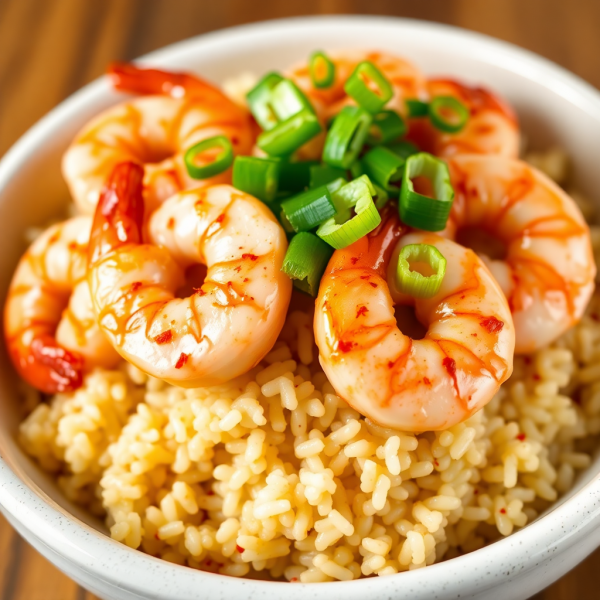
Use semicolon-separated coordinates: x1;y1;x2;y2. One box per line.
89;161;144;265
107;62;220;100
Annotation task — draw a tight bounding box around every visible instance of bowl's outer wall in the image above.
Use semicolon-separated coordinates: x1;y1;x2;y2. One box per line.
2;15;600;600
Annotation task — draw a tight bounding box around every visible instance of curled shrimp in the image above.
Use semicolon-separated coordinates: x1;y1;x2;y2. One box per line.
63;63;255;215
4;217;120;393
408;79;520;158
314;209;514;431
87;162;292;386
446;155;596;353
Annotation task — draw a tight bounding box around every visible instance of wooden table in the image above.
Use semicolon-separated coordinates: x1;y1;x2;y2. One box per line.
1;0;600;597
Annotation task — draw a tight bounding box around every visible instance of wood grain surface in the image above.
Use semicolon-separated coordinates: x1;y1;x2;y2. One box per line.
1;0;600;598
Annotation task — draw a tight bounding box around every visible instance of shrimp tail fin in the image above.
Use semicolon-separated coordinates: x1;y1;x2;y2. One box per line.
28;335;84;393
107;62;217;100
89;161;144;265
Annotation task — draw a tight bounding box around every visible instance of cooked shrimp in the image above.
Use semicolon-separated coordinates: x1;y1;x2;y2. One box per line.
314;209;514;431
87;161;292;386
288;50;427;122
408;79;520;158
63;62;255;215
4;217;120;393
446;154;595;353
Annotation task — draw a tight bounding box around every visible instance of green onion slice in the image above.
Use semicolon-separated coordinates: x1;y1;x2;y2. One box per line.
184;135;234;179
232;156;279;203
400;153;454;232
395;243;446;299
406;99;430;118
317;176;381;249
282;232;334;297
344;61;393;114
280;186;336;232
322;106;372;169
367;110;407;145
277;159;319;192
257;108;322;157
386;139;420;160
361;146;405;195
309;51;336;89
270;79;316;122
372;182;389;209
246;72;284;131
429;95;470;133
309;164;347;188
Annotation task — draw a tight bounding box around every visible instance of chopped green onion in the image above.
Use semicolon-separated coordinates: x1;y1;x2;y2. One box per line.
278;159;319;192
310;164;347;188
258;108;322;157
282;232;334;297
348;161;364;179
344;61;393;114
184;135;233;179
309;51;335;89
429;96;470;133
246;72;284;130
372;182;389;209
400;153;454;231
325;177;347;196
395;244;446;299
232;156;279;203
280;186;336;232
386;139;419;160
406;99;429;118
270;79;315;122
323;106;372;169
361;146;404;194
317;176;381;249
367;110;406;145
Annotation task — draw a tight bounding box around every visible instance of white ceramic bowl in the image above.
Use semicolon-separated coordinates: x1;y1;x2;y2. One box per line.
1;15;600;600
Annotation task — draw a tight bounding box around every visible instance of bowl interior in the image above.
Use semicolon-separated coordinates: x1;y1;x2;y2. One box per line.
1;15;600;592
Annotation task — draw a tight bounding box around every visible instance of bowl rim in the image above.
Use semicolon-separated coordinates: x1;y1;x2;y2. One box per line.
2;14;600;599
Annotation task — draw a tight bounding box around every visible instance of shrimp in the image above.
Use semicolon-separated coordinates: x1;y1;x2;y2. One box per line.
446;154;596;353
87;161;292;386
407;79;520;158
314;209;514;431
4;217;120;393
62;62;256;215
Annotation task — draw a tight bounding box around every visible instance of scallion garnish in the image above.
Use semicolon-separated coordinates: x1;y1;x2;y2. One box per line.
429;96;470;133
184;135;233;179
406;99;429;118
399;153;454;231
270;79;315;122
386;139;419;160
344;61;393;114
317;175;381;249
232;156;279;203
282;232;334;297
246;72;284;130
322;106;372;168
278;159;319;192
280;186;336;232
367;110;406;145
309;51;336;89
309;164;347;188
257;108;322;156
360;146;404;194
395;243;446;299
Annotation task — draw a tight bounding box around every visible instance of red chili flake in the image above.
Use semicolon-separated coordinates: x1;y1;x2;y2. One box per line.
231;136;239;145
154;329;173;344
242;253;259;261
423;377;431;385
387;361;394;369
193;287;206;296
205;559;212;567
243;278;249;283
131;281;142;292
591;313;600;322
516;433;526;441
216;214;225;224
369;282;377;288
49;233;60;244
474;488;479;495
533;373;541;381
480;316;504;334
290;577;299;583
175;352;189;369
356;305;368;318
524;356;532;365
351;257;359;265
167;217;175;229
338;340;354;353
434;459;439;466
442;357;457;376
360;274;370;279
154;532;160;540
236;545;245;553
499;508;507;514
234;266;242;272
68;241;78;251
471;333;478;337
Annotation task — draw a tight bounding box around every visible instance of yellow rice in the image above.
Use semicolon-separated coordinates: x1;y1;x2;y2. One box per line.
18;148;600;581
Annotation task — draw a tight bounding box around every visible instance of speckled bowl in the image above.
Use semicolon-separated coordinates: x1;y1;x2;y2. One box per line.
1;15;600;600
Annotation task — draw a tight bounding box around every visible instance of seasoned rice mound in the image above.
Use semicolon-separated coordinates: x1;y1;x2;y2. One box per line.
18;148;600;582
